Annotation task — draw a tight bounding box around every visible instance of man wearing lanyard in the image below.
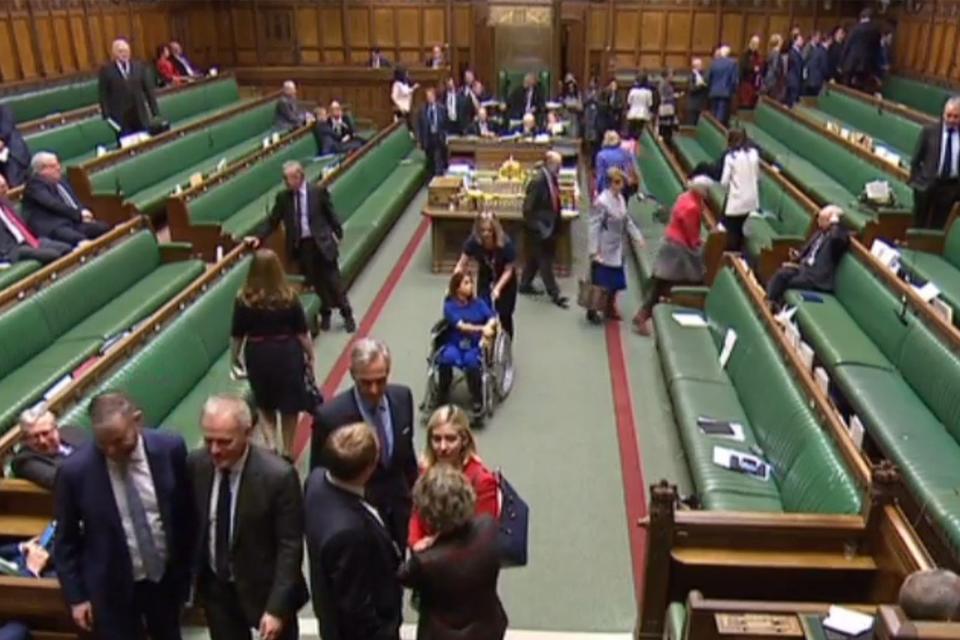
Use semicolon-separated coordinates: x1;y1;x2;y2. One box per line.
911;96;960;229
416;87;449;177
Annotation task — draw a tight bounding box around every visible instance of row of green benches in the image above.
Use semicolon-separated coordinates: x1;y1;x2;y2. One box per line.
0;76;98;124
900;219;960;322
882;74;954;118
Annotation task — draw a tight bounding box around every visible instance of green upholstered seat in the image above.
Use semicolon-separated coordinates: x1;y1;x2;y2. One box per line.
899;223;960;321
1;78;99;123
882;75;950;118
666;602;687;640
0;261;41;292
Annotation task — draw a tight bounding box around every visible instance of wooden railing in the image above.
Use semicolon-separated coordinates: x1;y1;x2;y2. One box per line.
823;81;935;127
0;71;94;98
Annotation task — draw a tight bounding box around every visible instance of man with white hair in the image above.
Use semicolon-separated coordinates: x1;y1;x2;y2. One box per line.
707;44;739;126
311;337;417;549
23;151;110;245
910;95;960;229
275;80;311;130
765;204;850;308
98;38;159;136
519;150;568;308
11;408;88;490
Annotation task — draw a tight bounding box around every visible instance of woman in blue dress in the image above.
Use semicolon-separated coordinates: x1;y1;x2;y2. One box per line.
454;211;517;339
437;271;496;420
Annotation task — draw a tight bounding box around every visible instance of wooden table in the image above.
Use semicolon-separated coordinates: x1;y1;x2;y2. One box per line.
447;136;581;169
422;206;579;276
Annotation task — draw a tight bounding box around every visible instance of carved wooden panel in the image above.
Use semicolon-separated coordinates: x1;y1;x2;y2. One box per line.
12;17;38;77
453;6;470;48
397;8;420;47
665;13;691;53
614;9;639;52
423;8;445;46
320;7;343;47
373;8;394;47
692;12;717;54
587;6;605;49
720;13;745;51
348;7;369;48
640;11;665;53
298;8;320;49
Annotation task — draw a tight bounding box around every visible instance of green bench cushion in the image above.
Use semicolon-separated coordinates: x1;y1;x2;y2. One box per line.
1;79;99;123
882;75;950;118
0;261;41;292
26;119;118;167
156;78;241;123
666;602;687;640
652;305;728;386
899;249;960;318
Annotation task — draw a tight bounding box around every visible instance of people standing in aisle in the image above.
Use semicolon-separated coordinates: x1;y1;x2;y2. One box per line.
407;405;499;549
784;32;805;107
254;161;355;332
417;87;450;177
455;211;517;338
304;422;404;640
54;392;194;640
707;46;738;127
23;151;110;246
687;58;708;125
599;79;623;137
0;104;29;187
657;70;679;145
390;66;418;134
519;151;569;308
595;130;636;197
188;395;308;640
840;8;882;91
633;176;713;336
399;465;508;640
312;338;418;550
804;31;830;97
587;167;644;324
737;36;763;110
719;129;760;252
0;174;72;267
626;74;654;139
910;96;960;229
762;34;786;103
230;249;315;457
98;38;159;137
826;26;846;81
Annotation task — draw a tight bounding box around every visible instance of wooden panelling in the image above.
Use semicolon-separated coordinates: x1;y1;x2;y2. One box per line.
423;8;445;46
691;12;718;55
891;0;960;85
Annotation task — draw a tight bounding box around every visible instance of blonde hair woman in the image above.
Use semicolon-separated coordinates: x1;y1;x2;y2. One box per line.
455;211;517;338
231;249;314;457
407;404;499;550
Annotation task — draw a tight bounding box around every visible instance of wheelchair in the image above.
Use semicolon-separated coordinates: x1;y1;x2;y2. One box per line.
419;317;514;421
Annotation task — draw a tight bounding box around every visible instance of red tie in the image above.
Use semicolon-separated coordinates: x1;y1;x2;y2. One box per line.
547;174;560;212
1;205;38;248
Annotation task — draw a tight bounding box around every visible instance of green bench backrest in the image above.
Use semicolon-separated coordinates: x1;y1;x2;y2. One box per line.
61;257;251;430
896;318;960;443
189;134;318;225
638;130;683;206
90;101;276;196
944;222;960;271
0;300;56;379
706;269;862;514
26;118;116;164
755;103;913;207
834;256;912;360
695;117;727;159
819;88;922;158
759;172;811;237
157;77;241;123
330;127;414;219
1;79;99;123
882;75;950;118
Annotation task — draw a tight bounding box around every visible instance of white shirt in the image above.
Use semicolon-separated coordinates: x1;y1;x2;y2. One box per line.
720;148;760;216
446;91;457;121
325;472;385;527
173;54;197;77
391;81;414;114
116;61;130;78
626;87;654;121
297;183;311;239
207;446;250;574
106;435;168;581
0;206;24;244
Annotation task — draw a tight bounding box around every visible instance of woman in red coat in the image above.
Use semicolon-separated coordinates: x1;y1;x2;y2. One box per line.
738;35;763;109
408;404;499;550
155;44;184;87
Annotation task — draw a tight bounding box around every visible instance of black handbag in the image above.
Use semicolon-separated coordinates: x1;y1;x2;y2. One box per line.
497;471;529;567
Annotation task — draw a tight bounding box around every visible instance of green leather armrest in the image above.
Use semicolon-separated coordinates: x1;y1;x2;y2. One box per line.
906;228;946;241
158;241;193;251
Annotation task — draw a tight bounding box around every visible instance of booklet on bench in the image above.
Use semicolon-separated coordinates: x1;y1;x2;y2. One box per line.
712;446;770;481
697;417;745;441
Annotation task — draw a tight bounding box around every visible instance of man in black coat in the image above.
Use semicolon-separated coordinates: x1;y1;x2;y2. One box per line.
253;160;355;332
766;205;851;306
328;101;365;153
518;151;568;308
11;408;88;490
804;32;830;97
98;38;159;137
508;73;545;121
840;9;881;90
305;422;403;640
465;107;500;138
23;151;110;246
416;87;449;177
369;47;391;69
910;97;960;229
0;104;29;187
275;81;311;131
187;395;308;640
0;174;71;265
312;106;338;156
312;337;417;550
826;26;846;81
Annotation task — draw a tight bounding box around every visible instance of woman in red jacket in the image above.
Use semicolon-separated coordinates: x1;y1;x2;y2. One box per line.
155;44;184;87
408;404;499;550
632;175;714;336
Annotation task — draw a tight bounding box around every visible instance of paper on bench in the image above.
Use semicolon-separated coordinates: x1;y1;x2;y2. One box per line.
849;415;865;451
823;606;873;636
719;329;737;368
913;281;940;303
933;298;954;324
672;312;707;328
712;446;770;481
43;374;73;401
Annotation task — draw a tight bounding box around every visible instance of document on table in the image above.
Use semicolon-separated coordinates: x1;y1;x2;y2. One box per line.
823;606;873;636
672;312;707;328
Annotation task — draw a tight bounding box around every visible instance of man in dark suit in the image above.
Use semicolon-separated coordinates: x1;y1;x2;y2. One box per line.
168;41;200;79
305;422;403;640
369;47;391;69
0;174;72;266
11;408;88;490
840;8;881;90
23;151;110;246
425;45;446;69
785;33;806;107
708;45;739;126
460;69;479;125
53;391;194;640
513;112;543;138
519;151;568;308
466;107;499;138
188;395;308;640
275;81;311;131
0;104;29;187
312;106;338;155
254;160;355;332
804;32;830;97
442;77;467;135
98;38;159;137
827;26;846;81
911;97;960;229
766;205;851;306
688;58;709;125
416;87;449;177
328;101;365;153
312;337;417;549
508;73;545;121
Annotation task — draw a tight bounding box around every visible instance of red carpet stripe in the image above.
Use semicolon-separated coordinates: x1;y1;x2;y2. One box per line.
293;217;431;461
603;321;649;606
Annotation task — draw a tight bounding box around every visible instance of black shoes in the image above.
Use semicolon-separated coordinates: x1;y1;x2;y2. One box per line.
319;314;331;331
343;315;357;333
586;309;602;324
518;284;543;296
551;295;569;309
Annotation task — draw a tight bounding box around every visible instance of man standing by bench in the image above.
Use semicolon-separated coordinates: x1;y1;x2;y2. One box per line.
910;96;960;229
98;38;159;138
254;160;356;332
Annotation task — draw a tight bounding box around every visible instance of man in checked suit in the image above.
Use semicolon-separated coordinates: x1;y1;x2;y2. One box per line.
187;395;308;640
311;338;418;550
98;38;159;137
253;160;355;332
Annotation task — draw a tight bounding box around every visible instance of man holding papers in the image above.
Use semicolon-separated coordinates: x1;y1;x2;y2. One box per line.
98;38;159;137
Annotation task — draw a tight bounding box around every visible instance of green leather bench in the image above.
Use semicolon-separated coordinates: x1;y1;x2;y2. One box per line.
899;224;960;322
0;230;204;433
87;100;278;216
784;256;960;553
25;77;243;167
59;258;319;447
0;261;40;292
797;86;922;161
0;78;99;124
882;75;951;118
653;267;863;514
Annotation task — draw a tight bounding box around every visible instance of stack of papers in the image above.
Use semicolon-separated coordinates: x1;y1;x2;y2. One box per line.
822;606;873;636
712;446;770;481
672;312;707;328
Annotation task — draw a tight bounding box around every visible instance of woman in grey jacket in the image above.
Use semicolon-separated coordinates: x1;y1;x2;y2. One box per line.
587;166;644;324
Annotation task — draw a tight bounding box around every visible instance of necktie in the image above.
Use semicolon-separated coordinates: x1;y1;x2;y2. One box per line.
526;89;533;113
942;129;957;179
547;173;560;212
430;106;437;133
215;469;232;580
120;463;164;582
371;406;390;466
56;183;79;209
0;206;38;248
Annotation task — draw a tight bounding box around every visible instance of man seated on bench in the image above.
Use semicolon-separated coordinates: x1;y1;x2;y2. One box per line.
22;152;110;247
327;101;365;154
0;175;72;267
275;80;314;131
11;408;88;490
766;204;850;310
899;569;960;621
312;106;337;156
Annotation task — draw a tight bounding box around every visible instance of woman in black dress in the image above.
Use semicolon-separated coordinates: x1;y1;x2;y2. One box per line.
231;249;314;458
454;211;517;339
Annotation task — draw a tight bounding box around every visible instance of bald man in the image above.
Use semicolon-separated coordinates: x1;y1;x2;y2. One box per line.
98;38;159;137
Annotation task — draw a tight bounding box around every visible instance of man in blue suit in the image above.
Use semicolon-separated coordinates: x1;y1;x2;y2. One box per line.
785;33;806;106
803;31;830;97
54;391;194;640
416;87;449;177
707;46;739;126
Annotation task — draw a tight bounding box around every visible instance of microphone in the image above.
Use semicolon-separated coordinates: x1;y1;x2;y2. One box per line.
896;294;908;324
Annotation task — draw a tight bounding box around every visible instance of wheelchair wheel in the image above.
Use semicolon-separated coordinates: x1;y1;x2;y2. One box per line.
491;330;515;400
419;366;438;421
482;369;495;418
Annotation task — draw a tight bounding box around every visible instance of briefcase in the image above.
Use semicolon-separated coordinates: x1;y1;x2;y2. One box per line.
497;471;529;567
577;273;608;312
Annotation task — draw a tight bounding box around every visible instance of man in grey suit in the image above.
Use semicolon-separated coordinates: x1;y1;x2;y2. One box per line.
910;96;960;229
518;151;568;308
187;395;308;640
275;81;312;131
11;408;88;490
